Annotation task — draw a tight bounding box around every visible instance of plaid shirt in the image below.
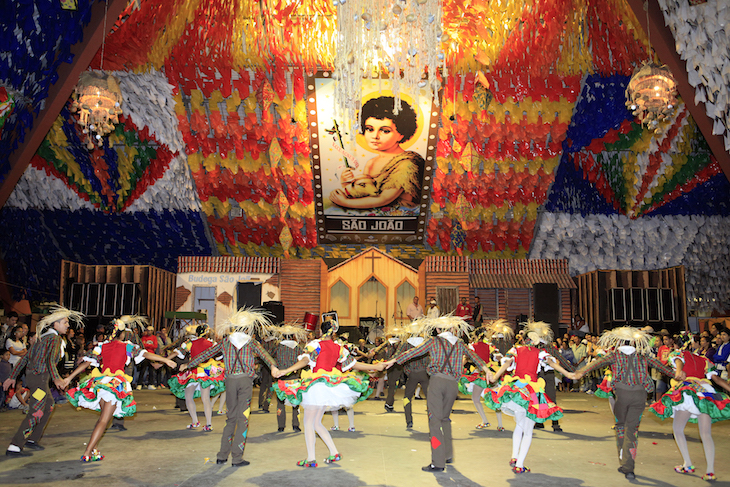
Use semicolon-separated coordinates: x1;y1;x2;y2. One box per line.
10;330;64;382
189;336;276;376
275;341;304;369
395;335;487;380
579;349;675;393
395;339;430;374
539;342;576;372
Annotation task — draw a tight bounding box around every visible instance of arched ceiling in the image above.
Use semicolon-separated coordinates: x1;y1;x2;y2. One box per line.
1;0;729;314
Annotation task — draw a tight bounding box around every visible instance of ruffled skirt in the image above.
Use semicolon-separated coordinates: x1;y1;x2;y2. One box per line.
168;358;226;399
594;369;615;399
273;369;372;412
67;369;136;418
458;372;492;395
649;378;730;423
484;375;563;423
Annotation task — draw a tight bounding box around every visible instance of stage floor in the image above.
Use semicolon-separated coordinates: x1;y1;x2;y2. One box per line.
1;387;729;487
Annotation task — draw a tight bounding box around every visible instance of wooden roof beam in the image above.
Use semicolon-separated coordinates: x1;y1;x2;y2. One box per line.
626;0;730;182
0;0;129;208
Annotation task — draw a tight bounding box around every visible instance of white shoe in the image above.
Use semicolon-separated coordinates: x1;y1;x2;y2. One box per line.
148;385;156;390
136;385;142;390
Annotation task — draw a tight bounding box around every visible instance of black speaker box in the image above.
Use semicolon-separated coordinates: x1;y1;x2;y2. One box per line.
660;289;675;322
102;283;118;317
121;283;139;315
627;288;645;322
69;282;85;312
645;288;661;322
237;282;262;310
85;283;101;317
610;288;626;322
262;300;285;324
533;283;559;338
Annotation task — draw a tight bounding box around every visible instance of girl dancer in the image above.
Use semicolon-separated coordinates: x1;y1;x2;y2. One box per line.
484;322;571;474
274;320;384;467
66;316;176;461
649;342;730;481
168;324;225;431
458;320;510;431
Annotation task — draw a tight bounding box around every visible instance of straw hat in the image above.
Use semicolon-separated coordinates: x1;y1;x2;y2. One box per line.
598;326;651;355
216;307;273;339
37;304;85;336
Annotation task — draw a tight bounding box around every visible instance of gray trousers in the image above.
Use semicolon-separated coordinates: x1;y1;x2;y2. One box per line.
613;384;646;473
427;375;458;468
218;374;253;462
385;364;403;407
403;369;429;425
11;373;53;447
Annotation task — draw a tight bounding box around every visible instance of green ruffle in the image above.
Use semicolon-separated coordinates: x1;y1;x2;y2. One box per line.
484;387;563;424
67;384;137;418
650;387;730;424
273;373;372;407
168;376;226;399
458;376;489;395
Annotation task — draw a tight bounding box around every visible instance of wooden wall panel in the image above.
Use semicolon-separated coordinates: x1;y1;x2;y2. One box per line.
281;259;323;324
59;260;175;331
425;272;470;315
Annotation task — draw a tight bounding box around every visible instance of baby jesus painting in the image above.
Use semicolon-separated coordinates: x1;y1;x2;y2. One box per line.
329;96;425;212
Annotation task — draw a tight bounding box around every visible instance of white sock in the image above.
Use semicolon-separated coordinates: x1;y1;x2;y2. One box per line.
7;444;20;452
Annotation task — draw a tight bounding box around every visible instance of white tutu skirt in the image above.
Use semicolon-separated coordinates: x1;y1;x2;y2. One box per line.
300;382;361;412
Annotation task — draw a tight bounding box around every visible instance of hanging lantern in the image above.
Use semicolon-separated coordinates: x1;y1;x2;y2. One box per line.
70;71;123;150
625;61;678;133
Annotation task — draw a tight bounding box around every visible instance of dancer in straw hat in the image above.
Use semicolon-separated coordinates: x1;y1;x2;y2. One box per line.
384;315;491;473
484;322;573;474
182;308;281;467
64;315;176;462
3;305;84;457
272;322;307;433
573;326;683;480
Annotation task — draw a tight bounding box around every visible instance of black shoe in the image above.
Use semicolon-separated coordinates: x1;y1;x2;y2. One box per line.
278;427;285;432
422;464;444;472
260;409;269;414
414;396;423;400
6;449;31;457
293;426;301;432
406;422;413;428
445;458;453;464
384;404;394;413
618;466;635;479
25;441;44;451
216;459;227;464
552;423;563;432
534;422;545;429
232;459;250;467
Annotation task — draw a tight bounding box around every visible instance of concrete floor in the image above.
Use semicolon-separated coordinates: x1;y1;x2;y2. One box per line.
1;388;729;487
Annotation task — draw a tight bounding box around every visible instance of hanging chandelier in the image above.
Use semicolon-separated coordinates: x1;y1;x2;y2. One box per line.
70;71;123;150
332;0;444;137
625;61;678;133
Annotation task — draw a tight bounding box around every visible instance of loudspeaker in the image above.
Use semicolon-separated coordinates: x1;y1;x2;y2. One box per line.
533;283;560;320
262;300;285;324
645;288;661;322
102;283;118;317
660;289;675;322
237;282;262;310
85;283;101;317
628;288;644;322
69;282;85;312
533;283;559;338
120;283;138;315
610;288;626;322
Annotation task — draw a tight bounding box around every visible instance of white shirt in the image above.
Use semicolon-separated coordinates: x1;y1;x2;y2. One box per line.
5;338;25;367
427;305;440;319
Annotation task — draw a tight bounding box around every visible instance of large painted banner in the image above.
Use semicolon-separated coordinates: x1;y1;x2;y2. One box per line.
308;73;439;245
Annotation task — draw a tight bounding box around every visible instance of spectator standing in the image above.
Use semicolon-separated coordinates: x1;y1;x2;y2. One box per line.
138;326;160;389
405;296;424;322
455;297;472;321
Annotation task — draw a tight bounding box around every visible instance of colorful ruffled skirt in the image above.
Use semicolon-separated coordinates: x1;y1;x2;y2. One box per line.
168;358;226;399
649;378;730;424
458;372;492;395
67;368;136;418
594;368;615;399
484;375;563;423
273;368;373;412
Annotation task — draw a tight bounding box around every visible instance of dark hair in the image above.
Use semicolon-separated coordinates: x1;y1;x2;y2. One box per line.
321;321;333;336
196;325;208;337
10;325;24;338
7;311;18;319
360;96;418;142
719;327;729;336
0;348;8;355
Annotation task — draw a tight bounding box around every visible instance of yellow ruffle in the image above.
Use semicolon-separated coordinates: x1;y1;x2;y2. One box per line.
91;367;133;383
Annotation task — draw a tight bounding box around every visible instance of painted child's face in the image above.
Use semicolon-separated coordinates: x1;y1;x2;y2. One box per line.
363;117;403;152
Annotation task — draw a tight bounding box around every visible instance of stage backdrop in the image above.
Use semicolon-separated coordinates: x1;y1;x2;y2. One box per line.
308;72;439;245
